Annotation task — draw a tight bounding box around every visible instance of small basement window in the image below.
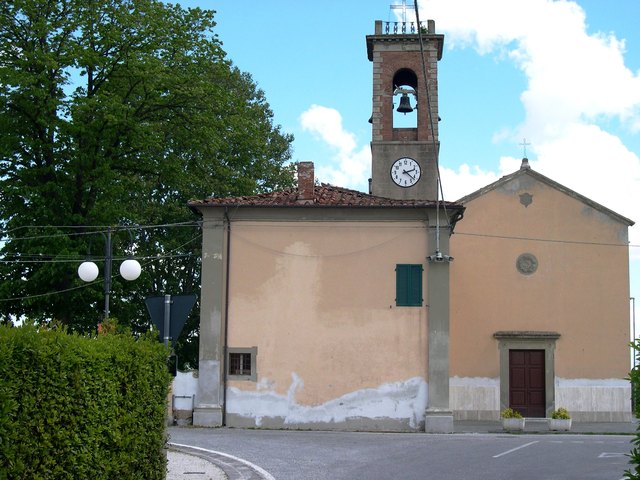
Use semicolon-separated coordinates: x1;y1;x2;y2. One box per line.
396;264;423;307
227;347;257;381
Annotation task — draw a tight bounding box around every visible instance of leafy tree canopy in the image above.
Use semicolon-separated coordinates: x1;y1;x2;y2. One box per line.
0;0;295;366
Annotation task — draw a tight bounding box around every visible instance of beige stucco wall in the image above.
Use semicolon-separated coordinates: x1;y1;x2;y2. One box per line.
450;172;631;420
225;219;431;427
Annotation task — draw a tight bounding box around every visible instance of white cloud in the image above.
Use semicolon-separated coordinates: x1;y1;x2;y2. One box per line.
299;105;371;191
420;0;640;252
299;105;356;153
300;1;640;259
534;123;640;219
440;164;499;201
422;0;640;127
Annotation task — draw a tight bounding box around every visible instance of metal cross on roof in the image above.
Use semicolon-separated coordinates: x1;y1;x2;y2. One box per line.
519;138;531;158
390;0;415;23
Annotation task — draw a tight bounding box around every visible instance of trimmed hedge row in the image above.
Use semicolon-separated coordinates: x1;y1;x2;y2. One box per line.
626;340;640;479
0;324;172;480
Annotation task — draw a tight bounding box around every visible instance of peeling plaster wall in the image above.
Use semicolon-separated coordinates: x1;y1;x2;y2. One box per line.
172;371;198;424
181;372;632;424
226;376;428;431
223;219;431;430
227;221;429;400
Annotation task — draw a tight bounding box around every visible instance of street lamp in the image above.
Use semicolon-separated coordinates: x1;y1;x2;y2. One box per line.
78;226;141;319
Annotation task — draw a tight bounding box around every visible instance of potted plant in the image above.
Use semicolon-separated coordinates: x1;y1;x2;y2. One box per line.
549;407;572;431
501;408;525;431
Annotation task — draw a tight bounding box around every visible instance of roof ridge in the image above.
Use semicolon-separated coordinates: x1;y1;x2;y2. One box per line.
190;182;464;208
457;166;634;226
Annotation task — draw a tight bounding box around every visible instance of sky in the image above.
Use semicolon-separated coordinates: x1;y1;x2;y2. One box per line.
173;0;640;337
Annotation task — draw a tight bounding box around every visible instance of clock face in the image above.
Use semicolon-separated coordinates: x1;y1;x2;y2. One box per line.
390;157;421;187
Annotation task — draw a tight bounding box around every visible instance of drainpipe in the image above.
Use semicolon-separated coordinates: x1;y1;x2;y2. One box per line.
222;208;232;426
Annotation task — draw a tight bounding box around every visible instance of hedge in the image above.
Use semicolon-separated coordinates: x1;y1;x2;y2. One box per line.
626;340;640;479
0;324;172;480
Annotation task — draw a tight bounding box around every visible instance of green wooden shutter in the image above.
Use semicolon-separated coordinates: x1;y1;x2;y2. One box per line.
396;264;423;306
396;265;409;305
408;264;423;306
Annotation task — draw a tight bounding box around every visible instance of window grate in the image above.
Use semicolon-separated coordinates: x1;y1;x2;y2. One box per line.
227;347;257;381
229;352;252;376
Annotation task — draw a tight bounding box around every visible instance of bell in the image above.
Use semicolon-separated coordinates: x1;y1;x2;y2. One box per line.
396;93;413;114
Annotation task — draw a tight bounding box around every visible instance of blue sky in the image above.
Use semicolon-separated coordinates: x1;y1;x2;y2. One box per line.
175;0;640;337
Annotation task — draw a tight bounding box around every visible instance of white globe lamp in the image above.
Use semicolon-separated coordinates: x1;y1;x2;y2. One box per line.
78;261;99;282
120;258;141;281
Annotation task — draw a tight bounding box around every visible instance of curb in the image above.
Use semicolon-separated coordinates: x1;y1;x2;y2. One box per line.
169;443;275;480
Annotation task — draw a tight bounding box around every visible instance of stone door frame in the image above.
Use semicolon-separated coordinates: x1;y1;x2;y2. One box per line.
494;331;560;418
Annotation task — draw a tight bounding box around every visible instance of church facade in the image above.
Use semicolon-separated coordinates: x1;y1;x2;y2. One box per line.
188;19;633;432
449;162;633;421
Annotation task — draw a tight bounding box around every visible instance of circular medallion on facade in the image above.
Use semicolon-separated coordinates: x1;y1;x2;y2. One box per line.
516;253;538;275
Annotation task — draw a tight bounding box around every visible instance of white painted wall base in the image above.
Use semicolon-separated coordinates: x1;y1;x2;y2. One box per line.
450;377;500;420
175;373;633;429
555;378;632;422
226;375;428;432
172;371;198;425
449;376;632;422
174;372;430;430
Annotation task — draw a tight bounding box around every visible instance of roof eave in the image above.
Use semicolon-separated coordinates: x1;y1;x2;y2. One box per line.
457;168;634;227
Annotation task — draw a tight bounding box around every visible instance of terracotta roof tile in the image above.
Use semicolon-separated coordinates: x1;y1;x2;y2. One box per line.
189;184;462;209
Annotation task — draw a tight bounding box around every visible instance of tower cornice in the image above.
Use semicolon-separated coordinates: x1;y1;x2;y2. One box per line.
366;20;444;61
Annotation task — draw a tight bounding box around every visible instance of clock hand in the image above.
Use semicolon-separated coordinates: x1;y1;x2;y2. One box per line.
403;169;415;180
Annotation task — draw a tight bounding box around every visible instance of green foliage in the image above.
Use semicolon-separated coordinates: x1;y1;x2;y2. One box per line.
631;342;640;419
0;0;295;367
551;407;571;420
625;340;640;479
0;323;172;479
627;443;640;480
500;408;523;419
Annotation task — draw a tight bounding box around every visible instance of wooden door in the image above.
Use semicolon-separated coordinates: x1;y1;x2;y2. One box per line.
509;349;546;417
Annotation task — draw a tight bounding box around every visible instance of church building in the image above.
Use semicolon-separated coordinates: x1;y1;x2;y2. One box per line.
187;19;633;432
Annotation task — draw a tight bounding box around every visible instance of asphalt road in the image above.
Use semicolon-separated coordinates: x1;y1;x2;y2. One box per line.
167;427;634;480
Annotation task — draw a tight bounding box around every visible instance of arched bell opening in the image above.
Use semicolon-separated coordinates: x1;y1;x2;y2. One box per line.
392;68;418;129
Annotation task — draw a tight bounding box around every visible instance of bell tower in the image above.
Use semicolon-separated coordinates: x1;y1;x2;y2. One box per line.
367;19;444;200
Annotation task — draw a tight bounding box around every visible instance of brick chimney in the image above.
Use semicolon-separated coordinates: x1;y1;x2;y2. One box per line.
297;162;315;203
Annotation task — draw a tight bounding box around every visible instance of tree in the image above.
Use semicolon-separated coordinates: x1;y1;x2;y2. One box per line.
0;0;295;364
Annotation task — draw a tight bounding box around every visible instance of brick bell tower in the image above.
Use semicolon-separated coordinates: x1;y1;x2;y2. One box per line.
366;19;444;200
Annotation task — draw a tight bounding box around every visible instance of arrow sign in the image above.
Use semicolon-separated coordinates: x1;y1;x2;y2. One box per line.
145;294;197;347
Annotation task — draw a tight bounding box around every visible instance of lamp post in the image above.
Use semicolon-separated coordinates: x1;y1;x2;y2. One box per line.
78;226;141;319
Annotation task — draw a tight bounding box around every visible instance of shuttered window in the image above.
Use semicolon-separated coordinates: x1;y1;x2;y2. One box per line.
396;264;423;307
